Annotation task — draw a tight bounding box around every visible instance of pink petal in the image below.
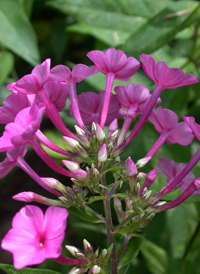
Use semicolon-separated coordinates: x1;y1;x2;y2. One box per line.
32;58;51;86
43;206;68;239
50;65;72;82
87;50;107;74
14;74;41;94
167;122;194;145
72;64;98;82
140;54;156;82
115;57;140;80
104;48;128;72
158;157;176;182
183;116;200;140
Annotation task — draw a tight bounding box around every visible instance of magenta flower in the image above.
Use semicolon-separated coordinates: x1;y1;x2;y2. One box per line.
7;59;51;94
49;63;97;129
87;49;140;128
70;90;124;126
87;48;140;81
149;106;194;145
0;103;45;152
143;107;194;159
0;91;34;124
1;205;68;269
158;157;195;192
183;116;200;141
140;54;198;89
125;55;198;145
34;80;69;113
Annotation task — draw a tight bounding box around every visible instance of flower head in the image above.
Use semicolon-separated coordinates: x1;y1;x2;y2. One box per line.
140;54;198;89
87;48;140;81
1;205;68;269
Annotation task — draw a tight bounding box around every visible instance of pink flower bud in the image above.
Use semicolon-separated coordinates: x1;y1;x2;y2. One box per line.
98;143;107;162
62;160;80;172
126;157;137;177
73;169;88;181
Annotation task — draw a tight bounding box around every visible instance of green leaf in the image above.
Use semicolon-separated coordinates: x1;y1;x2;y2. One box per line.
47;0;173;46
116;230;145;268
68;206;104;223
140;239;169;274
88;195;106;204
125;2;200;59
0;0;40;65
0;51;14;85
0;264;61;274
166;203;198;259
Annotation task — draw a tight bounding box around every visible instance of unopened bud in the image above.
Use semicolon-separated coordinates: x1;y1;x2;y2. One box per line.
13;192;61;206
95;124;105;142
64;136;80;150
147;168;157;181
83;239;93;254
114;197;124;223
73;169;88;182
108;118;118;137
41;177;66;193
74;125;85;136
91;265;101;273
98;143;107;163
65;245;80;257
62;160;80;172
136;156;151;168
101;249;107;258
137;172;147;179
126;157;137;177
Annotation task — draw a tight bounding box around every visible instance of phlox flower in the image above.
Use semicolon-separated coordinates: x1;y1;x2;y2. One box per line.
87;48;140;128
7;59;50;94
70;90;124;126
140;54;198;89
158;157;196;193
1;205;68;269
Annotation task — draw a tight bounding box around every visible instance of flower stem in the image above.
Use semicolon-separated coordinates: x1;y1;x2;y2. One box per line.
102;175;118;274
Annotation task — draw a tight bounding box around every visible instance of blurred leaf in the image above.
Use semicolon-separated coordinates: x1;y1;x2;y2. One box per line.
0;0;40;65
68;206;104;223
166;203;198;258
116;230;145;268
140;239;169;274
88;195;105;203
0;264;61;274
0;51;14;85
125;2;200;59
47;0;175;47
18;0;34;17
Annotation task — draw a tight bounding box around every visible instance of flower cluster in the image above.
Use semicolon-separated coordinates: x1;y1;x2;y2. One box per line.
1;48;200;273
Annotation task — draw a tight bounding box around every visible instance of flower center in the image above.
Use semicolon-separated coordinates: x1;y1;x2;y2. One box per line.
39;237;45;247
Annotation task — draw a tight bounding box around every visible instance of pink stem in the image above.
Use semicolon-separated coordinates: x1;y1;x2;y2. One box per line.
38;87;77;139
35;130;72;156
16;157;60;195
100;72;115;128
125;84;163;145
53;255;80;265
30;138;74;177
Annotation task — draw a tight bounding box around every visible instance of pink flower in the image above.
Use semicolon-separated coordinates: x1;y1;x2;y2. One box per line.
0;91;35;124
149;106;194;145
87;48;140;81
0;103;45;152
70;90;124;126
49;64;97;83
34;80;69;113
115;83;151;114
1;205;68;269
7;59;51;94
158;157;195;192
182;116;200;141
140;54;198;89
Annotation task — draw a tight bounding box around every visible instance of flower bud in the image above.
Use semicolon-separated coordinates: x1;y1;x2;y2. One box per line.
98;143;107;163
64;136;80;150
41;177;66;193
91;265;101;273
136;156;151;168
114;197;124;223
95;124;106;142
108;118;118;137
62;160;80;172
126;157;137;177
83;239;93;254
13;192;61;206
73;170;88;182
65;245;82;258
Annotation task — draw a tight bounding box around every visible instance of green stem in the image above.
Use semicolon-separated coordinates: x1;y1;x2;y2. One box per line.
117;234;131;265
102;175;118;274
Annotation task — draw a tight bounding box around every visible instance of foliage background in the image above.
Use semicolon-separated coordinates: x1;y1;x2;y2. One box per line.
1;0;200;273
